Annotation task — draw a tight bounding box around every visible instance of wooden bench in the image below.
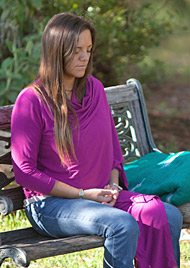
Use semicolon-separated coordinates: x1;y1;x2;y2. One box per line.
0;78;189;267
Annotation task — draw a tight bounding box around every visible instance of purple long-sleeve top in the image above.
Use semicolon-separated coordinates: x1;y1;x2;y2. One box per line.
11;75;128;199
11;76;178;268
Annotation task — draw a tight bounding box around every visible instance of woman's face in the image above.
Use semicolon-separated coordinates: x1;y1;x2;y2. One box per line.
63;29;92;87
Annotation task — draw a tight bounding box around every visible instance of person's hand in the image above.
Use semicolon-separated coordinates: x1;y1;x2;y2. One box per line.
102;184;119;207
83;188;116;204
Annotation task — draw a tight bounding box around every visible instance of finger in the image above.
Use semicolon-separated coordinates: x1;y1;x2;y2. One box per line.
112;193;117;199
102;200;115;207
102;202;112;206
101;195;113;202
112;190;119;199
101;189;114;195
109;199;116;206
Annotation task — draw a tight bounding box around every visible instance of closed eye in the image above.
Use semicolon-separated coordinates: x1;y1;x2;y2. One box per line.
75;45;93;54
75;50;92;55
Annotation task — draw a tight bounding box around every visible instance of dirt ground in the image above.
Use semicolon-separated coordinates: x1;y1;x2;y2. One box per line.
143;82;190;153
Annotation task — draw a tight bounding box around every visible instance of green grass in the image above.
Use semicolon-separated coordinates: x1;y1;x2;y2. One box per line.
180;242;190;268
0;210;189;267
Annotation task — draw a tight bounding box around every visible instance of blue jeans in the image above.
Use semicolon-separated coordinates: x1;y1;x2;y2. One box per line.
25;197;182;268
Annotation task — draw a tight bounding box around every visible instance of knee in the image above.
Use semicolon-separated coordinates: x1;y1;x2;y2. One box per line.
115;212;140;240
164;202;183;230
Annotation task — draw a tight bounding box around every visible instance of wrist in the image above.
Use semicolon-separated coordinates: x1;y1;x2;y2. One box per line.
78;189;84;199
110;183;123;191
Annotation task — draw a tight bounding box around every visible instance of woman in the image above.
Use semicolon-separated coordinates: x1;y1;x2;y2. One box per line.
11;13;182;268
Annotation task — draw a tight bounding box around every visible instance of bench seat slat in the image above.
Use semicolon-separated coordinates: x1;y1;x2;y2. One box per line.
1;228;38;244
1;228;104;261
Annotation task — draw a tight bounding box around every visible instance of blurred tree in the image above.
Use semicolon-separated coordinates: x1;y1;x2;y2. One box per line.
0;0;188;105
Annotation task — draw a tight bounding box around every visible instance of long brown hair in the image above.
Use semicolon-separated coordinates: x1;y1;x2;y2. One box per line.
34;13;97;166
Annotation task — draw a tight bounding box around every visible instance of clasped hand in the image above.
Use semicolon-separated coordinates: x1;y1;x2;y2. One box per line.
84;185;119;207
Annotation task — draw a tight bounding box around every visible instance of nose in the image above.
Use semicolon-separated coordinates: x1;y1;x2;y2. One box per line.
80;51;90;61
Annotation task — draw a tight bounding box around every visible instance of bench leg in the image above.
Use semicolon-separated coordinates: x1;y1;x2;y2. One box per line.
0;245;30;267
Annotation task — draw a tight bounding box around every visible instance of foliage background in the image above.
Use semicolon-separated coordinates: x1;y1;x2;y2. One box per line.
0;0;189;105
0;1;190;267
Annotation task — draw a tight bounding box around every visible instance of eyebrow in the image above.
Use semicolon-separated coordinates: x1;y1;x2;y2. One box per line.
76;45;93;49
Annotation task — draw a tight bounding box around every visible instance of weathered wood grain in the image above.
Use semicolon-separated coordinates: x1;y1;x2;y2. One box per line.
1;227;105;261
0;186;24;211
178;203;190;224
105;84;138;105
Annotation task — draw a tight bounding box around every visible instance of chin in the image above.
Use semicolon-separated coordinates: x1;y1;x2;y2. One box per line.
76;72;86;78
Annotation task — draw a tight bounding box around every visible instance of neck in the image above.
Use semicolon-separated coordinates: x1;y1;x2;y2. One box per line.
63;74;75;91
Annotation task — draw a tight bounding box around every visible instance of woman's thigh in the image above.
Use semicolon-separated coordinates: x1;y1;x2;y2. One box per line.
25;196;138;238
